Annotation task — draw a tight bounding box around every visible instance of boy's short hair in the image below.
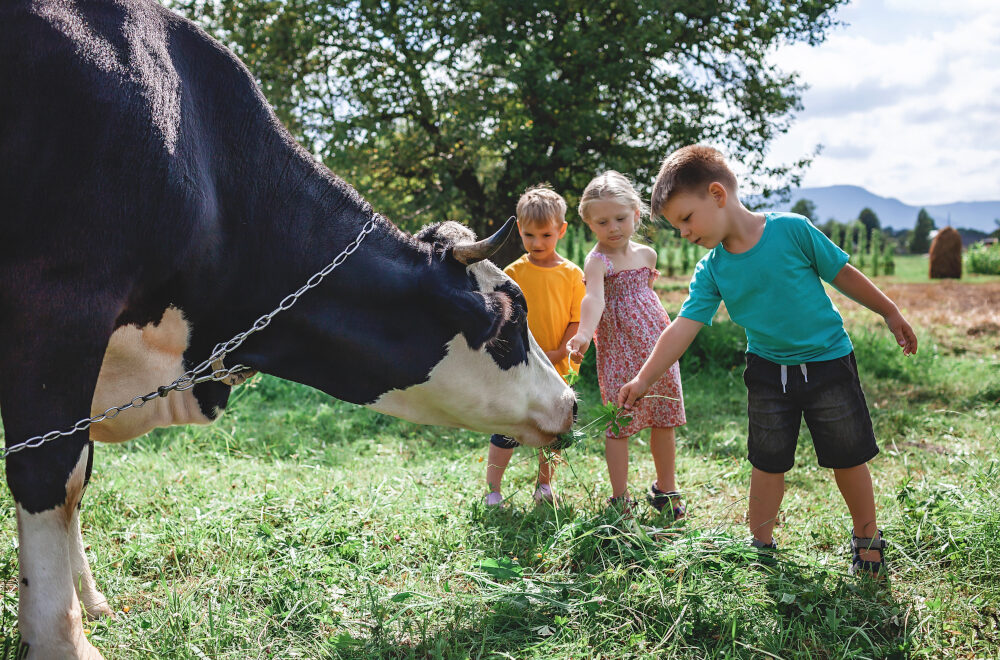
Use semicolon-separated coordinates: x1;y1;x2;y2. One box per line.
516;184;567;228
651;145;739;216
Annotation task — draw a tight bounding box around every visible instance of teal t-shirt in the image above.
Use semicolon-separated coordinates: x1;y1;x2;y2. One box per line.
678;212;853;365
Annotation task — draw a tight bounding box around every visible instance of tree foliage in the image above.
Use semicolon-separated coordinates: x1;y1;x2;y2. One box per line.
909;208;936;254
858;207;880;239
170;0;846;244
791;198;817;222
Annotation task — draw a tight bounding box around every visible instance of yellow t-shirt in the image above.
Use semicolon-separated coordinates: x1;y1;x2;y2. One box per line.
504;255;586;377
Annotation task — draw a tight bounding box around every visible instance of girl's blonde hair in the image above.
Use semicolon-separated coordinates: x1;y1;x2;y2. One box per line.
577;171;648;229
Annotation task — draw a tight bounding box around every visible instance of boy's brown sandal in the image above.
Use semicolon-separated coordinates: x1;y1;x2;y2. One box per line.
848;530;887;578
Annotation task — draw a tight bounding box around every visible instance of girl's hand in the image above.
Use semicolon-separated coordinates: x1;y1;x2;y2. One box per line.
618;376;650;410
885;310;918;356
567;334;590;363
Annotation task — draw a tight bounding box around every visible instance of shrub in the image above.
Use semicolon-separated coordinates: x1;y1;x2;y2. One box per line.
681;320;746;372
966;242;1000;275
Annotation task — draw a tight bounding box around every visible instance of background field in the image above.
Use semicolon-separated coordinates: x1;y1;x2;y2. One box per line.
1;266;998;659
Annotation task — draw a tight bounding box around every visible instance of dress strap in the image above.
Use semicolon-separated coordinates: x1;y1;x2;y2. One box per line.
586;249;614;277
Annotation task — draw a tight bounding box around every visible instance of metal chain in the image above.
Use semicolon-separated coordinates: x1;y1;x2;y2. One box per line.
1;216;380;459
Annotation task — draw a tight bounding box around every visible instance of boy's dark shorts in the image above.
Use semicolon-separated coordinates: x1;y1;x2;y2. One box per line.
490;434;520;449
743;352;878;473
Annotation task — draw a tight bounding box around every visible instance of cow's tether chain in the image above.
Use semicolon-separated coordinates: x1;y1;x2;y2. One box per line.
0;216;380;459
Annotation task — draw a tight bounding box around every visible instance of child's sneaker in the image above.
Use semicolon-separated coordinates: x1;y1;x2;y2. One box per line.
848;530;887;579
484;492;504;507
532;483;558;505
647;482;685;520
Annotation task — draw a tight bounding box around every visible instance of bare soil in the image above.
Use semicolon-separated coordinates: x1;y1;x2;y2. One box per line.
658;279;1000;349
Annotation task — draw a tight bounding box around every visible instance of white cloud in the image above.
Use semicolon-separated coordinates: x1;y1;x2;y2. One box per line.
764;0;1000;204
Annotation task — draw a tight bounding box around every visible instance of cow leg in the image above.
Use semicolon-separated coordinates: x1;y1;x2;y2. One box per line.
2;310;112;659
69;444;113;620
13;445;104;659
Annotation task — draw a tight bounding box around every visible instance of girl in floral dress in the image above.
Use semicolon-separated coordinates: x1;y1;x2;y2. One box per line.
567;171;687;518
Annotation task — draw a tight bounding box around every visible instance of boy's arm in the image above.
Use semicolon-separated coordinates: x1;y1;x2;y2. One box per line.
567;258;606;361
618;316;703;409
831;264;918;355
546;322;579;365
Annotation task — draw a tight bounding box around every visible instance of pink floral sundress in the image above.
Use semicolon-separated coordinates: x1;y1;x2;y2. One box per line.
588;250;686;438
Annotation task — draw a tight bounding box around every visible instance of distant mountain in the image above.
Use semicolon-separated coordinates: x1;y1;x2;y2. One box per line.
788;185;1000;233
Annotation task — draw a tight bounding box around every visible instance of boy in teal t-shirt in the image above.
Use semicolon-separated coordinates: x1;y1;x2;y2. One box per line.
619;145;918;578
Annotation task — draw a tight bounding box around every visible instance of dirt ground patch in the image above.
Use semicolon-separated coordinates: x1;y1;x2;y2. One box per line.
658;279;1000;346
872;281;1000;330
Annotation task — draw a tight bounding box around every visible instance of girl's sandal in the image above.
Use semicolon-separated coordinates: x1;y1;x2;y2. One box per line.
848;530;888;579
605;495;637;517
749;537;779;566
647;483;685;521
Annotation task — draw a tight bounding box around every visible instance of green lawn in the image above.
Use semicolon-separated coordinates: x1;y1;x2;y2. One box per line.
1;282;998;658
885;253;1000;284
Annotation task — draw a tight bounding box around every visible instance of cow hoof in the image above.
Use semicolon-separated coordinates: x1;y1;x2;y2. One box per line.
19;639;106;660
84;599;115;620
81;640;106;660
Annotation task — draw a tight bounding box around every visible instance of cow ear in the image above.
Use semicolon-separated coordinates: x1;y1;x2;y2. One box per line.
445;290;512;350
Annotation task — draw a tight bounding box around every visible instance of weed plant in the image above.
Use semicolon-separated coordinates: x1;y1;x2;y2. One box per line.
966;242;1000;275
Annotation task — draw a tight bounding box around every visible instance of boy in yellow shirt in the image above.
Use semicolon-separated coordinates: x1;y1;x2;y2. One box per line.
486;184;586;506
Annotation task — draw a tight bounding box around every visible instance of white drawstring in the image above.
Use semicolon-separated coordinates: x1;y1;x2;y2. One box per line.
780;364;809;394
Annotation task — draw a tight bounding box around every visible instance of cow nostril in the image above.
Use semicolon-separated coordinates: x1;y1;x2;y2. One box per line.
572;400;578;422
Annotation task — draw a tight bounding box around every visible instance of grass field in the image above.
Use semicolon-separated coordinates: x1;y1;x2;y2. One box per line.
1;271;999;659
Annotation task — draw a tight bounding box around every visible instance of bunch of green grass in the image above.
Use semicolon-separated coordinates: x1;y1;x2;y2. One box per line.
966;242;1000;275
2;294;999;658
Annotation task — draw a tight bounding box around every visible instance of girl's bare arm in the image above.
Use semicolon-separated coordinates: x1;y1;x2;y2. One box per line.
567;257;606;360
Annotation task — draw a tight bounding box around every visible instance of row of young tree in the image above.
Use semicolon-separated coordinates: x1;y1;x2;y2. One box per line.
791;199;941;257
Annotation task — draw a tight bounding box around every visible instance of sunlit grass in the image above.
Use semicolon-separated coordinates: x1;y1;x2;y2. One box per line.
1;286;998;658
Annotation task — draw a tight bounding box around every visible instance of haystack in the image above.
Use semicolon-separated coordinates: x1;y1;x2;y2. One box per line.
929;227;962;279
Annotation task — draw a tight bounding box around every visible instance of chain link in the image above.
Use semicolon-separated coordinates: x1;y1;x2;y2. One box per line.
1;216;380;459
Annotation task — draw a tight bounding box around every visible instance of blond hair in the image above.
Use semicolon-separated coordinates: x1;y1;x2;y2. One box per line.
516;184;567;228
578;171;648;228
650;145;738;217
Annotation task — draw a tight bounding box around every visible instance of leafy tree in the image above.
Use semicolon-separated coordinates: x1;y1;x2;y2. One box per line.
170;0;847;256
909;208;936;254
791;198;817;223
858;207;880;239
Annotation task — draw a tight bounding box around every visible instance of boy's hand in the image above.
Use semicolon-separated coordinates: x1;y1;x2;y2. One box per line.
544;347;567;365
567;334;590;363
618;376;650;410
885;310;918;356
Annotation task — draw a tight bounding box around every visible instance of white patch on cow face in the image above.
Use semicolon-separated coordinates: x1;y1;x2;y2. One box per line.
16;447;104;658
90;307;213;443
369;332;574;446
369;256;577;447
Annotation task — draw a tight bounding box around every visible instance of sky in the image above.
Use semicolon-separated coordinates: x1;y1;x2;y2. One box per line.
763;0;1000;205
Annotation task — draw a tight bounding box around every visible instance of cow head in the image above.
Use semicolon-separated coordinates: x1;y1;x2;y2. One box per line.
364;219;577;447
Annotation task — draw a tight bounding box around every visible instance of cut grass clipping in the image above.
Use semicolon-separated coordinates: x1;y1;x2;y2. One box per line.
569;395;680;444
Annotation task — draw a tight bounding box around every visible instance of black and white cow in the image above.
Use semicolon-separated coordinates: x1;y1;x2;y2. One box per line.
0;1;576;657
